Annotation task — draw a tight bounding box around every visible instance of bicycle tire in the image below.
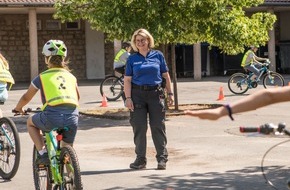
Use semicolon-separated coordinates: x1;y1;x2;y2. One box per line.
100;75;123;101
59;146;83;190
228;73;249;94
32;146;53;190
263;72;284;89
0;117;21;179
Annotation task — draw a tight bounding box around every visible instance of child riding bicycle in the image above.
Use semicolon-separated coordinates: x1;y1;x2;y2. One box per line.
113;42;132;75
241;45;269;80
13;39;80;165
0;53;15;117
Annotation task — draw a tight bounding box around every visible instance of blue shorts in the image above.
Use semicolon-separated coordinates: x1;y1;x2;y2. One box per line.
0;82;8;103
32;106;79;144
0;88;8;103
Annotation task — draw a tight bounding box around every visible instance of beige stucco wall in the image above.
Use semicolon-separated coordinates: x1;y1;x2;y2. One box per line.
85;22;105;79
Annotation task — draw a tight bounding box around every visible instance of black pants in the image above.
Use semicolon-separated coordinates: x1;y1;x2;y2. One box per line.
130;87;168;162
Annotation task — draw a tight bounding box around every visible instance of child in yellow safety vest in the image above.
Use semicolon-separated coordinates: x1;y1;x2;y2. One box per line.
0;53;14;117
113;42;132;75
13;40;80;165
241;45;269;79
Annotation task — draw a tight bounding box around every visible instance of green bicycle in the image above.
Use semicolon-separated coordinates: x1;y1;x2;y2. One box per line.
33;127;83;190
16;108;83;190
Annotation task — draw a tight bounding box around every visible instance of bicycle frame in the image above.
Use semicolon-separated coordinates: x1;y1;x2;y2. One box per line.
45;129;74;186
247;64;268;82
0;124;15;151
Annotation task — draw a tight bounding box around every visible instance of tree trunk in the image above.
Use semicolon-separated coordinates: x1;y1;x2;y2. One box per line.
171;43;178;110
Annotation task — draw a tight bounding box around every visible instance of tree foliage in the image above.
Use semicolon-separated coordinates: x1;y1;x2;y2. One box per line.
54;0;276;54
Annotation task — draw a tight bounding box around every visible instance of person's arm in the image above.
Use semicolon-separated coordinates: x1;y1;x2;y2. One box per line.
253;54;268;63
162;72;174;106
14;84;38;113
185;86;290;120
124;76;134;111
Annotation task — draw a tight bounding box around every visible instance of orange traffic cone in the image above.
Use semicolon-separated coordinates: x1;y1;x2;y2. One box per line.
217;86;225;101
100;94;108;107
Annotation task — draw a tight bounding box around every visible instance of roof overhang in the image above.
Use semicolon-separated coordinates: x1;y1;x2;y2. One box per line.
0;0;54;6
0;0;54;13
0;7;55;14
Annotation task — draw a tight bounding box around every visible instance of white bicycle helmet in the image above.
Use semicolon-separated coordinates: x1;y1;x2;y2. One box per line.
42;40;67;57
250;45;259;49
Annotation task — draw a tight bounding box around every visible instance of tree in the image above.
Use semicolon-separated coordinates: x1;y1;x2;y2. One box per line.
54;0;276;54
54;0;276;109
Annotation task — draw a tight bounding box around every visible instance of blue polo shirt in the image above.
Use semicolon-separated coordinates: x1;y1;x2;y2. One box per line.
125;50;169;86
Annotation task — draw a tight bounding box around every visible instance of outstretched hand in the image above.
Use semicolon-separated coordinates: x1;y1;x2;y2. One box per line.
184;108;223;121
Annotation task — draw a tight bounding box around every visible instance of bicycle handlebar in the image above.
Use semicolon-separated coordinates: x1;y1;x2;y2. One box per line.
240;127;259;133
240;123;290;136
12;107;41;116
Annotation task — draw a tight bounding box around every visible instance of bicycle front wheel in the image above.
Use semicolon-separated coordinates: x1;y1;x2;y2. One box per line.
263;72;285;88
32;146;53;190
0;117;21;179
100;75;123;101
228;73;249;94
59;146;83;190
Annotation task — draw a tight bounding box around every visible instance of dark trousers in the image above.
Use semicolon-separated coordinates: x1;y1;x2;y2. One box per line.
130;88;168;162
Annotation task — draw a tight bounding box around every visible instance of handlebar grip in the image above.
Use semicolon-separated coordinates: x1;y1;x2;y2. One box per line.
284;129;290;136
240;126;259;133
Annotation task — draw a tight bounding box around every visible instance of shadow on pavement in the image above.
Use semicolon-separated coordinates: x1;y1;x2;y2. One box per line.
80;165;289;190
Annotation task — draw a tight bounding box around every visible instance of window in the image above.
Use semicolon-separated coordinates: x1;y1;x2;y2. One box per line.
46;20;61;30
66;20;80;30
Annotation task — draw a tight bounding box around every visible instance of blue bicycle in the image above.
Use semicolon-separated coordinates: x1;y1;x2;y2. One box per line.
228;61;285;94
0;116;20;179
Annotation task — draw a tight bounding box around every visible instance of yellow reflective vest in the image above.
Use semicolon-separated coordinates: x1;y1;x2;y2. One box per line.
0;59;14;85
241;50;254;67
114;49;126;63
40;68;78;110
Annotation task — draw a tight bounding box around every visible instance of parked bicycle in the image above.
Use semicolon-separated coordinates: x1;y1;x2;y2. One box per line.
0;109;20;179
100;74;124;101
228;60;285;94
14;108;83;189
240;123;290;190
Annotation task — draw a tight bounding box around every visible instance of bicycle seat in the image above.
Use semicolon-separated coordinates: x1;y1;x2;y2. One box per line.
54;127;69;134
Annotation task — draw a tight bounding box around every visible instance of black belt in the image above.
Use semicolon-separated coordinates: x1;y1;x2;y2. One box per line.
132;84;160;91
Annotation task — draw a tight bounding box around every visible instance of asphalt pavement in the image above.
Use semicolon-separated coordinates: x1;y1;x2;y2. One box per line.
2;75;290;190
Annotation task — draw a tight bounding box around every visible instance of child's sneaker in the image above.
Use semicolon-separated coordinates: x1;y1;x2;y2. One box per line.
36;152;49;165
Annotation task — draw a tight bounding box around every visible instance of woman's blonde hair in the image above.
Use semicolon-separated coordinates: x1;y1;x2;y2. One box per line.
0;53;9;70
131;28;155;52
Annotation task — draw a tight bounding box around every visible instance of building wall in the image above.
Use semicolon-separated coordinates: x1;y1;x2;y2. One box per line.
280;12;290;41
0;14;87;82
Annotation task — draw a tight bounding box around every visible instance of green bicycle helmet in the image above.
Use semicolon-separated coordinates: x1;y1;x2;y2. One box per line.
42;40;67;57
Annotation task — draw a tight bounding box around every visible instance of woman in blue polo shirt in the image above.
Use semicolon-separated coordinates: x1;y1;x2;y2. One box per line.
124;28;174;170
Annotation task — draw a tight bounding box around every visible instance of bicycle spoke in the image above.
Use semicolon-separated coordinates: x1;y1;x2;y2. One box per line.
100;75;124;101
228;73;249;94
60;146;83;190
0;118;20;180
263;72;284;89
